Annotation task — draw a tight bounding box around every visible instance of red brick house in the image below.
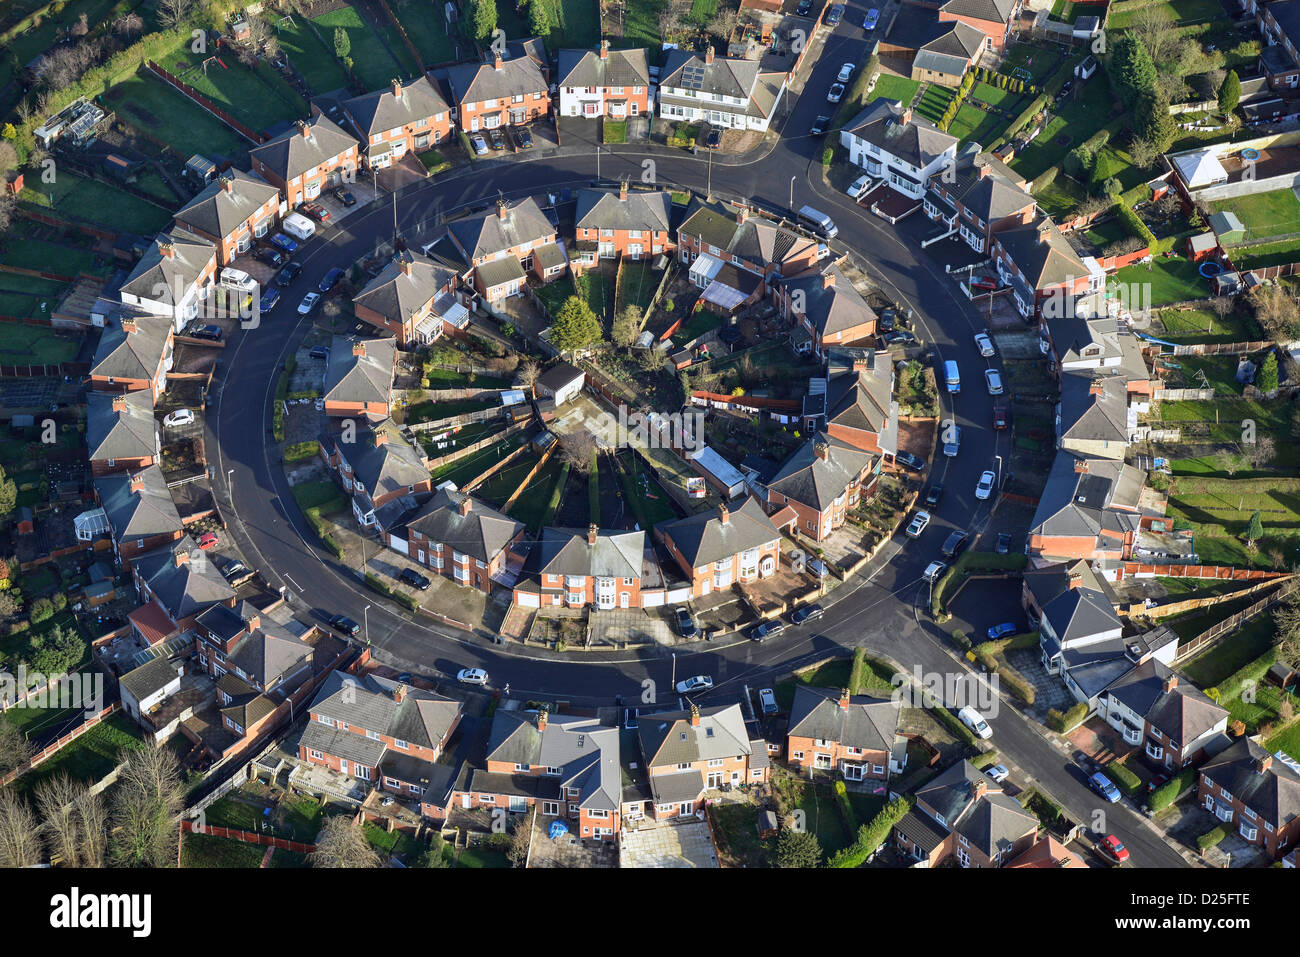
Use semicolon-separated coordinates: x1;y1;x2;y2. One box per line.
512;524;645;609
658;497;783;599
777;265;879;358
352;250;469;346
131;538;236;634
571;183;673;270
677;201;823;279
319;419;432;529
635;704;769;820
1198;737;1300;859
894;760;1039;867
923;153;1034;255
171;169;281;265
88;312;175;401
445;43;550;132
86;390;159;476
321;336;397;420
322;76;454;170
803;351;897;458
557;41;652;119
93;466;184;563
937;0;1020;55
1257;0;1300;91
404;488;525;592
250;115;359;207
787;686;905;786
192;601;314;697
990;216;1093;319
764;433;880;542
447;197;565;301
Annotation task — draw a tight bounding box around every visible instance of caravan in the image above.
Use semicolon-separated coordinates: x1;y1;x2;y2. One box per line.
282;212;316;242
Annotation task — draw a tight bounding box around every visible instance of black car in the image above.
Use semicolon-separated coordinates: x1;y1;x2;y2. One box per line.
810;115;831;136
328;614;360;636
488;128;507;150
398;568;431;590
513;127;534;149
319;267;345;293
256;246;285;268
750;620;787;642
878;307;897;333
995;532;1012;554
276;262;303;287
334;187;357;207
796;0;812;13
825;3;843;24
396;672;413;683
940;530;969;559
924;483;944;507
895;450;925;472
883;329;917;346
674;606;697;639
704;129;721;148
191;324;222;342
790;603;824;625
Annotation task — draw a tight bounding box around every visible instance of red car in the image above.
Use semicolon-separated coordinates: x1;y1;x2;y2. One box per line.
197;532;219;550
971;277;998;291
993;403;1010;430
1098;834;1129;864
299;202;331;223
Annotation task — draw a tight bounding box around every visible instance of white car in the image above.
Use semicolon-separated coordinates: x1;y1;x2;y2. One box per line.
456;668;488;686
758;687;778;715
905;510;931;538
985;763;1010;783
846;173;872;200
975;469;996;501
676;675;713;694
827;82;845;103
923;560;947;583
984;368;1004;395
837;62;854;83
298;291;321;315
959;706;993;740
163;409;195;428
974;332;995;357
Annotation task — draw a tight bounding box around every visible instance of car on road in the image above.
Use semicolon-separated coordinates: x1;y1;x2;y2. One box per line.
457;668;489;686
992;403;1010;431
810;114;831;136
796;0;812;14
985;764;1010;783
905;510;931;538
984;368;1004;395
958;705;993;740
488;128;507;151
319;267;345;292
943;425;961;457
827;82;845;103
1097;833;1130;864
790;603;824;624
299;201;330;223
924;483;944;507
259;288;281;313
987;621;1017;641
995;531;1012;554
276;262;302;287
513;127;534;149
469;133;489;155
398;568;431;590
940;530;969;559
1089;771;1122;803
974;331;995;357
197;531;219;550
163;408;195;428
895;450;926;472
298;291;321;315
750;620;786;642
674;605;697;639
759;687;778;715
846;173;872;199
882;329;917;345
676;675;713;694
975;469;996;500
825;3;843;24
269;232;298;253
864;7;879;29
923;560;947;583
223;560;249;580
256;246;285;267
334;186;357;207
704;128;721;148
327;614;360;637
836;62;854;83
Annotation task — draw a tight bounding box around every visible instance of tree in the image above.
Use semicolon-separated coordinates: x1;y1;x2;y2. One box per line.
0;790;40;868
111;746;183;867
1101;176;1122;198
75;787;108;868
36;774;84;866
1127;134;1159;171
558;430;599;472
310;816;382;867
517;358;540;397
1065;144;1094;177
1244;509;1264;549
114;12;144;38
1256;351;1280;394
529;0;552;39
1197;68;1226;100
1110;32;1158;109
1219;70;1241;113
1135;91;1176;153
333;26;350;61
0;719;32;776
157;0;192;29
470;0;498;41
1276;591;1300;668
507;807;535;867
777;828;822;868
1129;6;1180;66
551;295;601;355
612;306;641;349
0;464;15;518
1249;284;1300;342
1243;435;1276;470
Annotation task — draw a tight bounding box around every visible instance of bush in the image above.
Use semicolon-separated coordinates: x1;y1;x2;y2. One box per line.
1197;824;1228;851
1109;758;1142;797
951;629;972;652
1115;203;1156;247
1149;767;1197;811
1047;701;1088;733
321;535;344;559
777;828;823;868
29;598;53;624
969;750;1000;770
996;667;1036;706
827;796;912;867
283;441;319;463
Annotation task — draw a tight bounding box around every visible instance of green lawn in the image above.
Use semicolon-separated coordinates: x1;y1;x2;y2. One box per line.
106;69;250;161
311;6;407;90
0;322;80;365
1231;236;1300;271
155;37;306;133
430;434;526;487
1010;70;1116;182
621;0;669;62
1112;257;1208;307
291;479;347;514
0;0;121;115
615;451;678;526
1032;175;1088;218
275;15;352;93
181;832;268;867
9;711;145;800
0;236;108;278
1265;717;1300;764
406;397;498;424
1180;614;1277;690
999;42;1062;84
671;308;724;346
456;844;511;867
20;172;172;235
868;73;920;106
1166;476;1300;538
393;0;462;65
915;84;955;125
615;261;660;316
1208;189;1300;244
1107;0;1228;28
1158;306;1262;343
948;104;1007;148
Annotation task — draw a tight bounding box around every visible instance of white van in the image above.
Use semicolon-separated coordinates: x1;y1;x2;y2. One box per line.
797;204;838;239
218;266;255;290
958;706;993;740
282;212;316;242
944;359;961;393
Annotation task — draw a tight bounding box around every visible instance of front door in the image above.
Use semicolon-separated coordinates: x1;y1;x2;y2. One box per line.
339;758;349;775
417;550;425;564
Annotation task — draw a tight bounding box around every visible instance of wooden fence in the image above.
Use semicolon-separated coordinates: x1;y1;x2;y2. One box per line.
181;818;317;853
0;702;120;788
423;419;530;469
1169;340;1272;356
1152;386;1215;401
461;442;529;493
1173;578;1298;664
1128;574;1289;619
405;406;504;434
1123;562;1291;581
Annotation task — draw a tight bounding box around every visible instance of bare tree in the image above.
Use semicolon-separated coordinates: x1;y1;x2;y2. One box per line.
611;306;641;349
1243;435;1276;469
1275;591;1300;668
507;807;535;867
1198;68;1226;100
0;790;41;867
1250;284;1300;342
0;719;32;777
70;12;89;37
714;8;738;42
114;13;144;39
110;746;184;867
1127;134;1159;171
75;787;109;868
157;0;193;29
517;358;540;398
1129;7;1180;66
35;773;82;867
310;816;382;867
559;431;599;472
1210;296;1235;321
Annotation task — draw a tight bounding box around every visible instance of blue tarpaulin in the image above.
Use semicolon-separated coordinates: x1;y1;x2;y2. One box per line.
548;821;569;840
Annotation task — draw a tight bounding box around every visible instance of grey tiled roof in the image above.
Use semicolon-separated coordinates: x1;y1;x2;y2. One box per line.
353;252;458;326
445;50;548;106
767;432;877;510
119;227;216;305
340;76;450;139
661;49;762;101
842;98;957;170
557;46;650;89
1029;452;1144;544
782;265;878;338
94;466;182;543
86;390;157;463
1105;661;1227;744
120;655;181;702
913;20;986;78
915;760;1038;857
250;114;356;183
323;336;397;407
993;216;1089;292
574;187;672;233
483;711;622;811
172;169;279;240
534;526;644;579
659;496;781;567
132;540;236;622
90;312;173;383
307;671;461;751
787;686;901;753
1201;736;1300;829
298;720;388;767
1059;372;1128;444
224;617;312;690
678;202;820;273
824;363;893;436
937;154;1035;222
334;420;429;501
448;197;555;261
406;488;523;563
940;0;1016;23
636;704;751;769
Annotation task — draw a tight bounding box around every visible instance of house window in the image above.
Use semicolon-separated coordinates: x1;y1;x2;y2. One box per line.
514;763;528;772
542;801;559;815
308;749;323;760
394;739;408;750
546;766;562;775
356;766;371;781
385;777;401;788
366;730;381;740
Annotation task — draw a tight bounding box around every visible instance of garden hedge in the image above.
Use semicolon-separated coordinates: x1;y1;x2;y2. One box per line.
1197;824;1228;851
1149;767;1198;811
1109;758;1143;797
827;796;913;867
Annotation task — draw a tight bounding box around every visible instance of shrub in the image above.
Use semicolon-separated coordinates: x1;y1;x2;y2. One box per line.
1109;758;1142;797
1149;768;1197;811
1047;702;1088;733
969;750;999;770
1197;824;1228;851
996;667;1036;706
828;797;913;868
951;629;972;652
321;535;344;560
1115;204;1156;247
283;441;319;463
29;598;53;624
777;828;823;868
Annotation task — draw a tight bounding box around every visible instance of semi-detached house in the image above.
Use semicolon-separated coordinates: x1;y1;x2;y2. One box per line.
923;153;1034;254
572;183;673;269
250;115;359;207
557;41;652;119
657;46;786;132
89;312;175;401
448;197;564;301
894;760;1039;867
118;230;218;333
658;497;783;599
777;265;879;358
445;43;550;132
802;349;898;459
635;704;769;819
840;99;958;200
787;686;905;785
677;201;824;279
764;432;880;542
171;169;281;266
1198;737;1300;859
321;76;453;170
322;336;396;420
1099;666;1228;769
404;488;526;593
86;390;159;476
93;466;184;563
319;419;431;528
512;524;644;609
353;250;469;346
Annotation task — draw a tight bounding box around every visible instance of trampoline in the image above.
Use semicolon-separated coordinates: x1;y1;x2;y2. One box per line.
1199;261;1223;279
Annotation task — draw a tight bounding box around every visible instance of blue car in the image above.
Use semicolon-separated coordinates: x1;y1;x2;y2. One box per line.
1089;771;1121;803
319;267;345;293
864;8;879;29
258;287;280;313
987;622;1017;641
269;233;299;253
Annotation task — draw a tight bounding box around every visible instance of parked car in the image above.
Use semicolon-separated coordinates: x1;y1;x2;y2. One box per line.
297;291;321;315
811;114;831;136
836;62;854;83
674;605;697;639
513;127;534;149
299;201;331;223
675;675;713;694
975;469;996;500
958;705;993;740
1097;834;1130;864
457;668;489;686
970;277;998;291
704;128;721;148
985;764;1010;783
995;531;1012;554
984;368;1004;395
864;7;879;29
197;531;219;550
190;324;222;342
790;603;824;624
398;568;431;590
992;403;1010;431
750;620;786;642
940;530;968;559
469;133;489;155
319;267;345;292
878;307;896;333
309;345;330;361
825;3;843;24
488;128;507;151
256;246;285;267
334;186;357;207
943;425;961;457
827;82;845;103
163;408;195;428
987;622;1017;641
259;288;281;313
269;232;298;253
895;450;925;472
276;262;303;287
759;687;778;715
924;483;944;507
624;707;639;729
1145;771;1171;794
327;614;360;636
846;173;872;200
796;0;812;14
222;560;249;581
882;329;917;345
1089;771;1122;803
974;331;995;357
905;510;931;538
923;560;947;583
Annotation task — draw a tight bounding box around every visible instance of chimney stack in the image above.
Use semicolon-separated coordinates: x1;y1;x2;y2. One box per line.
1073;459;1089;474
391;78;402;98
493;51;504;71
619;179;628;202
600;39;609;60
398;255;413;277
736;206;748;224
971;776;988;800
1067;573;1082;590
353;342;366;359
121;317;138;335
822;270;836;289
497;198;508;220
718;503;729;524
812;442;829;462
1162;675;1178;693
587;523;598;546
372;426;390;447
174;547;190;568
296;118;311;138
111;395;127;414
157;239;175;260
1089;378;1104;397
128;472;145;495
705;46;715;66
901;108;913;125
690;704;701;726
220;174;235;193
394;683;407;704
458;495;472;516
839;688;850;710
1257;753;1274;774
537;708;548;732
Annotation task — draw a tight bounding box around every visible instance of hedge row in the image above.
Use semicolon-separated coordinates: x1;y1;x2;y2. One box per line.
283;441;319;463
1149;767;1198;812
1047;701;1089;733
302;506;345;560
364;572;419;613
1116;203;1157;248
1197;825;1228;851
833;780;857;832
1206;646;1278;705
999;93;1049;147
827;796;913;868
1109;758;1143;798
